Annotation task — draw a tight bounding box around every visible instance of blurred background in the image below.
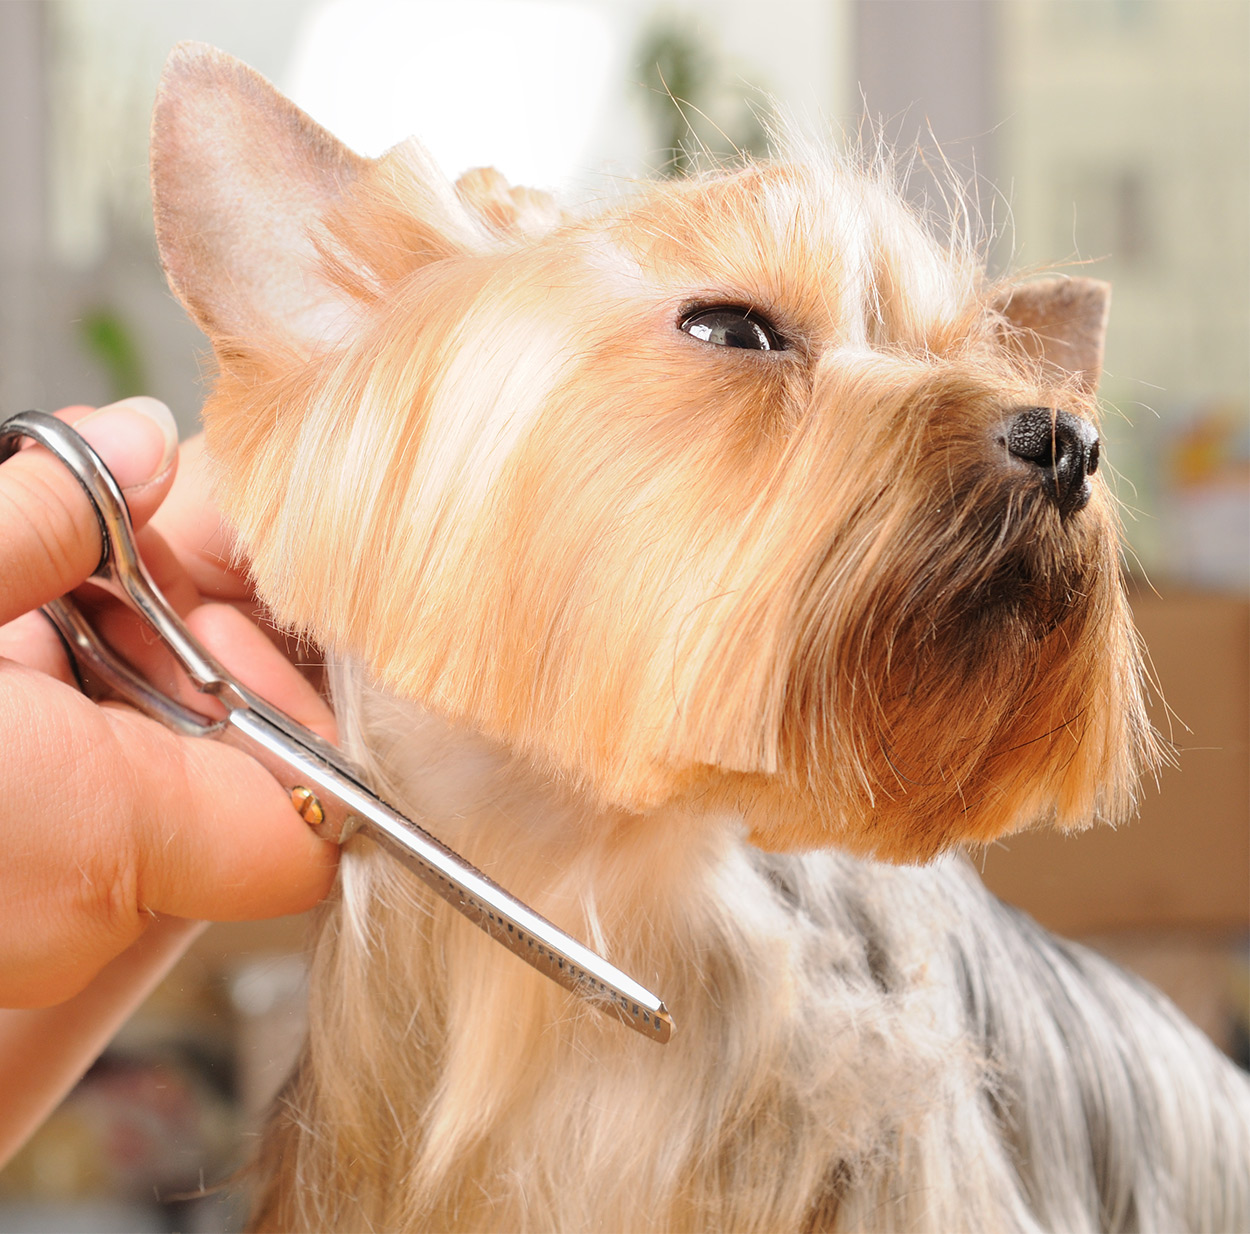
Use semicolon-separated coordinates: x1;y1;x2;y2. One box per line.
0;1;1246;1229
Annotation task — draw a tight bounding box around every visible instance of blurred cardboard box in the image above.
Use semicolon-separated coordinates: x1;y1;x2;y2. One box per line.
981;588;1249;936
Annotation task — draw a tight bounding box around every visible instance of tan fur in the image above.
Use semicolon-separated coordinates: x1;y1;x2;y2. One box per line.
140;44;1244;1234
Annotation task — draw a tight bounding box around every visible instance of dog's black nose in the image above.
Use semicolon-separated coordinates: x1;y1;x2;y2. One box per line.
1004;407;1100;518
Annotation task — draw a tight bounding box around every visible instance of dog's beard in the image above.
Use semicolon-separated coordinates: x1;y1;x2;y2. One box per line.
645;374;1143;859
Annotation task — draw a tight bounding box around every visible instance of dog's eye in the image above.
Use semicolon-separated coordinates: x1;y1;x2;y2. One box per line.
680;306;784;351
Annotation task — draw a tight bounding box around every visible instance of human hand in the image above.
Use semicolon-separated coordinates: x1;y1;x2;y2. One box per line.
0;399;338;1009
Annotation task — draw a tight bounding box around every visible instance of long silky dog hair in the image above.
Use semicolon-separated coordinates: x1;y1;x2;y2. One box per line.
150;44;1250;1233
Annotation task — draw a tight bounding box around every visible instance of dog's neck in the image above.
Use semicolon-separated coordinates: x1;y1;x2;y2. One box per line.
312;657;1232;1234
327;654;736;973
322;655;848;1226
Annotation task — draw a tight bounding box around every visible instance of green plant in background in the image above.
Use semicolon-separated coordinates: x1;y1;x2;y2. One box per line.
637;19;772;178
637;23;707;176
79;307;146;404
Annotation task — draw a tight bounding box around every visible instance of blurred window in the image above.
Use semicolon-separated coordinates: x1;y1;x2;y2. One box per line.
284;0;619;188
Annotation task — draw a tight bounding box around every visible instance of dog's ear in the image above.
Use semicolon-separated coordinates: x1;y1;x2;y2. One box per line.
150;42;368;351
151;42;367;349
153;44;501;355
994;276;1110;392
454;166;565;238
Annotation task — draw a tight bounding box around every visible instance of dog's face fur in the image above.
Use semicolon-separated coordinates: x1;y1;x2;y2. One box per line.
152;45;1153;863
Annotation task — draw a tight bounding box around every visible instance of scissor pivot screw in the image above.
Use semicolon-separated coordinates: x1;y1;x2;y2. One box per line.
290;786;325;827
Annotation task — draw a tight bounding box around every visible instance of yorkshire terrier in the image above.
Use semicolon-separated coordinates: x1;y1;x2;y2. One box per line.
150;43;1249;1234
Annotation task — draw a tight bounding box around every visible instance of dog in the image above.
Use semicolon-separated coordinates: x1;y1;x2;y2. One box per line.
149;43;1250;1233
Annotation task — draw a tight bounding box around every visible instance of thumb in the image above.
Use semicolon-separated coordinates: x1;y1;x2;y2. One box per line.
0;399;178;627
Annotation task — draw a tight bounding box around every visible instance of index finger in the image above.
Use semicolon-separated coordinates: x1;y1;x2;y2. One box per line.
147;433;250;601
0;400;179;628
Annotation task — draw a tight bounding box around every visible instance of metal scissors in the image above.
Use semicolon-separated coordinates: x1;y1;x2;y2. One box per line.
0;409;672;1043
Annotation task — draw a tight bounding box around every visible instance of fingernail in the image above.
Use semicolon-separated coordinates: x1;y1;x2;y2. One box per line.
73;398;179;489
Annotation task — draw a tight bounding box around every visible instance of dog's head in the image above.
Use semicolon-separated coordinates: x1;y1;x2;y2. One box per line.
151;44;1154;861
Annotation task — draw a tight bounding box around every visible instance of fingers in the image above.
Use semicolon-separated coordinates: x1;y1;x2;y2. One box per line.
83;597;338;743
0;663;337;1007
148;434;250;601
0;398;342;1011
0;611;79;686
149;435;329;688
187;603;337;742
0;399;179;628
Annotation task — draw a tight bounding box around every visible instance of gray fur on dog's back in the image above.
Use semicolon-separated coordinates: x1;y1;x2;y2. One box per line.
768;849;1250;1232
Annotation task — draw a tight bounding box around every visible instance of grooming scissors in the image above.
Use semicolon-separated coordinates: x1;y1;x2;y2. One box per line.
0;409;672;1043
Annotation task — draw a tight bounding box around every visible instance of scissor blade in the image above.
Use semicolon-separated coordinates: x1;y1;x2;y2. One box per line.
361;808;673;1043
223;707;673;1043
